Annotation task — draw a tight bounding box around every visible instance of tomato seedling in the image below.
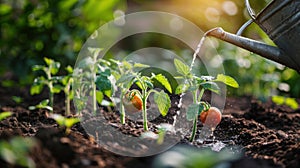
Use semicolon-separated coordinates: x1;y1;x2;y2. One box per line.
59;66;74;115
109;59;149;124
28;99;53;111
30;57;61;112
109;58;172;130
74;48;113;115
117;72;172;131
174;58;239;142
50;114;80;134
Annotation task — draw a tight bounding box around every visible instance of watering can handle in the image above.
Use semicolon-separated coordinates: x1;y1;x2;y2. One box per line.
245;0;256;20
236;0;257;35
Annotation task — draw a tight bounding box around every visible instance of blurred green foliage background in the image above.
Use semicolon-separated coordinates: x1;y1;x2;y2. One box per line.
1;0;299;99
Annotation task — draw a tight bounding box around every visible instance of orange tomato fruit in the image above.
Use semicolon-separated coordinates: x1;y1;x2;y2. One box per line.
200;107;222;128
122;91;143;113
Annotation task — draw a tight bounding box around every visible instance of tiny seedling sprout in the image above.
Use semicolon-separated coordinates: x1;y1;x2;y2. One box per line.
0;111;13;121
50;114;80;134
30;57;61;112
60;66;74;115
28;99;53;111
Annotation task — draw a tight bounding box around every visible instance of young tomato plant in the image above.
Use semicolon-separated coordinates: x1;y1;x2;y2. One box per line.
60;66;74;115
117;70;172;131
30;57;61;112
174;58;239;142
75;48;113;115
109;59;149;124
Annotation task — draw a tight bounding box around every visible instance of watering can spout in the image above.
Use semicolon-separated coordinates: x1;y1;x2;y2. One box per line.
206;27;299;71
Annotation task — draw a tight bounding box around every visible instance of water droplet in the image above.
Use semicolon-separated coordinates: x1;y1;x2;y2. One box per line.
211;141;226;152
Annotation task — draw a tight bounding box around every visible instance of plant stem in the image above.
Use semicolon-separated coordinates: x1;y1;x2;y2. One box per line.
45;68;54;112
142;91;148;131
189;117;198;142
65;93;70;115
49;90;54;111
189;90;199;142
92;81;97;115
197;88;205;103
65;79;71;115
120;92;125;124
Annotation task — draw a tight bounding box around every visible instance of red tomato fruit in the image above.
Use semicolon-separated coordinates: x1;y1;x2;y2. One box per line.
122;92;143;113
200;107;222;128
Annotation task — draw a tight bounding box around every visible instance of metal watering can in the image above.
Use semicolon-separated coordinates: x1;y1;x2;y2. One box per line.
206;0;300;73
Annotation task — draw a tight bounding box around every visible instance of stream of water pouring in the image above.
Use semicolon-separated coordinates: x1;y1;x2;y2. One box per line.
189;35;207;71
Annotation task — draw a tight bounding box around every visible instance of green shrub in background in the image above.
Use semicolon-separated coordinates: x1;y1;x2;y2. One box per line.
0;0;126;84
1;0;299;100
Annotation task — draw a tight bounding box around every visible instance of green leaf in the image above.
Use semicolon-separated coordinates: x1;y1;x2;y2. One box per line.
12;96;23;104
35;99;53;111
111;70;121;80
65;118;80;128
40;99;50;106
61;76;70;85
154;91;171;116
100;69;111;77
174;59;190;76
50;61;61;75
286;98;299;110
153;74;172;94
122;61;133;70
50;114;65;127
88;47;102;59
272;95;284;105
44;57;53;66
0;112;12;121
175;83;190;94
52;85;63;93
65;65;73;74
272;96;299;110
214;74;239;88
32;65;45;72
135;81;143;90
104;89;113;97
200;81;220;94
95;74;112;92
96;91;104;104
186;104;199;121
98;59;111;67
188;85;199;92
133;63;150;68
145;80;154;89
30;83;44;95
116;74;134;85
28;106;36;110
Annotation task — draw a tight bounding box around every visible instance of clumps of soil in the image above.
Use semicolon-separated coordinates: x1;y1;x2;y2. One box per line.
0;85;299;167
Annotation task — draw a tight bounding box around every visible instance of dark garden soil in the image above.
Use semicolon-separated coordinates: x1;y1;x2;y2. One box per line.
0;84;299;168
